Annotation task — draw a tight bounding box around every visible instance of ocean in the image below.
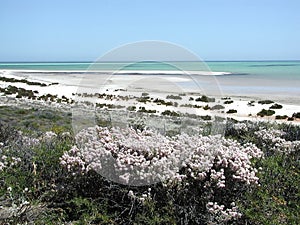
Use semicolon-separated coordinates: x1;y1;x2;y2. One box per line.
0;61;299;103
0;61;300;78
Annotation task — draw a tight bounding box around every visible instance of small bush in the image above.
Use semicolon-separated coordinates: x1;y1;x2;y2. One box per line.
203;105;210;110
258;100;274;105
166;95;182;100
195;95;215;103
199;115;212;120
224;100;234;104
138;107;156;113
126;106;136;111
292;112;300;118
257;109;275;117
270;103;283;109
137;96;150;103
226;109;237;114
161;110;180;117
180;104;202;108
153;98;173;106
247;100;255;106
275;115;288;120
211;104;225;110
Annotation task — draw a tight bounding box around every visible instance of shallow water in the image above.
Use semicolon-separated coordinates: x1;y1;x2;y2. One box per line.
0;61;299;103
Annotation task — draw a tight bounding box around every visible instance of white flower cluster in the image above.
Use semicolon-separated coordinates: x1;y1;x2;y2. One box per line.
206;201;242;223
61;126;183;185
0;130;58;172
232;122;248;132
254;128;300;153
21;135;40;147
128;188;152;203
0;154;21;172
174;134;263;185
42;131;58;141
60;126;264;223
61;126;263;187
60;146;87;175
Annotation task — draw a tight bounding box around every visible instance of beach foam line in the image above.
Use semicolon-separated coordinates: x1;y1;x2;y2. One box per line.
0;69;232;76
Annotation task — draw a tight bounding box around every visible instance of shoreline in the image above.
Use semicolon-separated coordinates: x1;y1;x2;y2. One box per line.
0;69;232;76
0;69;299;124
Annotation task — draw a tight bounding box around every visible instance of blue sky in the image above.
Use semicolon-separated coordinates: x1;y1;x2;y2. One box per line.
0;0;299;61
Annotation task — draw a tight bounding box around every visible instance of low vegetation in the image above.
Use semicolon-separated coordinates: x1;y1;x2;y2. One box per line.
224;100;234;104
161;110;180;117
153;98;173;106
270;103;283;109
137;106;157;113
293;112;300;119
211;104;225;110
166;94;182;100
96;103;125;109
257;109;276;117
258;100;274;105
0;76;48;86
195;95;215;103
226;109;237;114
180;103;202;108
275;115;288;120
247;100;255;106
0;105;299;224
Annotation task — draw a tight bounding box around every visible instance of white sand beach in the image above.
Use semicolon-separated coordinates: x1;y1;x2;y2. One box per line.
0;69;300;124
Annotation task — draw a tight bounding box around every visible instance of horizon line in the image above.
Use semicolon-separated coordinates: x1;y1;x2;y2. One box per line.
1;59;300;63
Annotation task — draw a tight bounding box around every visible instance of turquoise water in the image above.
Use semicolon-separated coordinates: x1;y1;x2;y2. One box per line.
0;61;300;79
0;61;299;99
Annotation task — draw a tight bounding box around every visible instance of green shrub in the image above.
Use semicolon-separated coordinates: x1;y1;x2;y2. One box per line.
257;109;275;117
224;100;234;104
211;104;225;110
258;100;274;105
161;110;180;117
247;100;255;106
126;106;136;111
270;103;283;109
275;115;288;120
153;98;173;106
199;115;212;120
226;109;237;114
241;150;300;224
137;96;150;103
203;104;210;110
195;95;215;102
138;107;156;113
180;104;202;108
166;95;182;100
292;112;300;119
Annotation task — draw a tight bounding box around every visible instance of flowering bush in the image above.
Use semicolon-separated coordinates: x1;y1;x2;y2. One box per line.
61;125;263;223
62;126;262;185
254;128;300;154
1;105;299;224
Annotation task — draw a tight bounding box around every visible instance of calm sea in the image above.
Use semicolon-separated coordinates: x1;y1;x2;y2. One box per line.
0;61;300;77
0;61;299;102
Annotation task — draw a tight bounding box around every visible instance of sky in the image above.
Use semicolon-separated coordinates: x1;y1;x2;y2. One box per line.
0;0;300;61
